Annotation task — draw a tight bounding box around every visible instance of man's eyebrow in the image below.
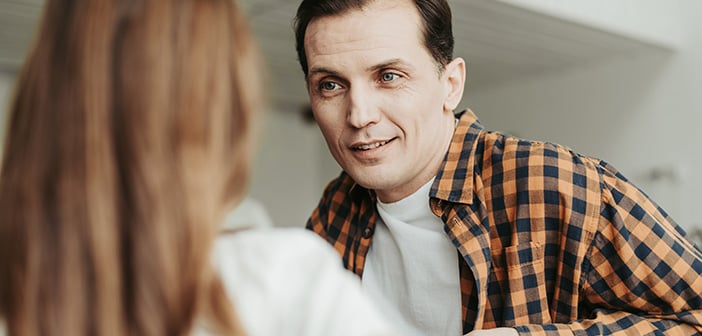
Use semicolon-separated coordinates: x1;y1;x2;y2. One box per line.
308;59;411;79
307;66;339;79
367;59;409;72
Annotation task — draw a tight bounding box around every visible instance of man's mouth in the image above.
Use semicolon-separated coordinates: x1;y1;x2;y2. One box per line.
352;138;395;151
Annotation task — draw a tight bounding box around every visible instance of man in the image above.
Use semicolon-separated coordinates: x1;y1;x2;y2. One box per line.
294;0;702;335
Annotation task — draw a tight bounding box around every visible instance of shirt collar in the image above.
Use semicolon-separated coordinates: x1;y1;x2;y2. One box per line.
430;109;484;205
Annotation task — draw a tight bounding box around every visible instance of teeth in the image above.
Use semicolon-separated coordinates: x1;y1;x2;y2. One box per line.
355;140;388;150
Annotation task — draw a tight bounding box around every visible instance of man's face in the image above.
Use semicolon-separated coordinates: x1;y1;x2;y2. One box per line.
304;0;464;202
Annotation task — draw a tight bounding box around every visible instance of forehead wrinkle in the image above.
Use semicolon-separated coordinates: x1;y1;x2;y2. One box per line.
309;33;404;55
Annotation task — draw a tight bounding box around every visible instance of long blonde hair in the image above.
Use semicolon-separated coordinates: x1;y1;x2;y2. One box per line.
0;0;261;334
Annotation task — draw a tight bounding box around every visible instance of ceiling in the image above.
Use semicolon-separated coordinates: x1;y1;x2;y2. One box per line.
0;0;670;111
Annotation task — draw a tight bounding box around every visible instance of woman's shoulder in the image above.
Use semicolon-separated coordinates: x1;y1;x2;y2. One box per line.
214;228;336;265
211;228;394;336
213;228;340;289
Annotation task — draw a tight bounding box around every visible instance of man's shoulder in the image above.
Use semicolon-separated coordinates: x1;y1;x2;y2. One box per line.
452;110;588;165
476;129;601;170
457;110;599;165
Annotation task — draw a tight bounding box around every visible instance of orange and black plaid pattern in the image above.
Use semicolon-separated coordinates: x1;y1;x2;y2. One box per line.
307;110;702;335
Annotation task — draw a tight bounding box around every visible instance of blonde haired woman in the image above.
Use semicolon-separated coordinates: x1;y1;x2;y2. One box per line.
0;1;394;335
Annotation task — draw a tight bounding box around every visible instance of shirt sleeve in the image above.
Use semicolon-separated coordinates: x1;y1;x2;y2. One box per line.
513;160;702;335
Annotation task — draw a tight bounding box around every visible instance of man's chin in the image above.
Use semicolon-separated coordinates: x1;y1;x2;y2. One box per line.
346;171;387;188
347;173;399;194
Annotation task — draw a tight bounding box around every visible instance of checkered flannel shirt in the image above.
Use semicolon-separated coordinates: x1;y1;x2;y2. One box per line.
307;110;702;335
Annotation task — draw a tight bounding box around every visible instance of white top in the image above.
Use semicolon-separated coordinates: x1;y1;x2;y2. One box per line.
362;179;462;336
221;197;274;229
0;229;394;336
207;228;396;336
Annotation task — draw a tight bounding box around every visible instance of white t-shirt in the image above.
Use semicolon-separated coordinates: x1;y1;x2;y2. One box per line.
362;179;462;336
208;228;396;336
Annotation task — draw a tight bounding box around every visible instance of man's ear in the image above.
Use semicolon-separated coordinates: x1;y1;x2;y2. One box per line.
442;57;466;112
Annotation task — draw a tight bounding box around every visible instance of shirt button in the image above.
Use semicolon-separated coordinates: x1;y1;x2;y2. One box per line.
362;226;374;238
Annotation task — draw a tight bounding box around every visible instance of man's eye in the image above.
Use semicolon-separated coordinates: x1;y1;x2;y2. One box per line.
381;72;399;82
320;81;340;91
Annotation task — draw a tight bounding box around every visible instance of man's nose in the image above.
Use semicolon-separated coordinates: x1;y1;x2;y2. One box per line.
347;85;380;129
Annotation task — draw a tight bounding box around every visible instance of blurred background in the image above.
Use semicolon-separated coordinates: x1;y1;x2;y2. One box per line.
1;0;701;241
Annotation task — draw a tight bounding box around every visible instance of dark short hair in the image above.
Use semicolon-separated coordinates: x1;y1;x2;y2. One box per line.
294;0;454;76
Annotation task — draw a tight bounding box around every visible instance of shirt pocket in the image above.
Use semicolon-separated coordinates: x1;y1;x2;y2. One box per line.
503;241;552;325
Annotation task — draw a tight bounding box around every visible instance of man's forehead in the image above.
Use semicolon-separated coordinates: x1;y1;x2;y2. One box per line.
304;1;424;70
305;35;424;79
304;0;422;46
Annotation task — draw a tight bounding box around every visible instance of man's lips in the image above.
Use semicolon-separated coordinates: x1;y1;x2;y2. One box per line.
350;137;397;151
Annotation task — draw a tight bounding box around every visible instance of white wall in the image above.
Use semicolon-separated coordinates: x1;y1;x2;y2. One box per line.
248;107;338;227
0;72;11;105
0;71;15;144
462;1;702;232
